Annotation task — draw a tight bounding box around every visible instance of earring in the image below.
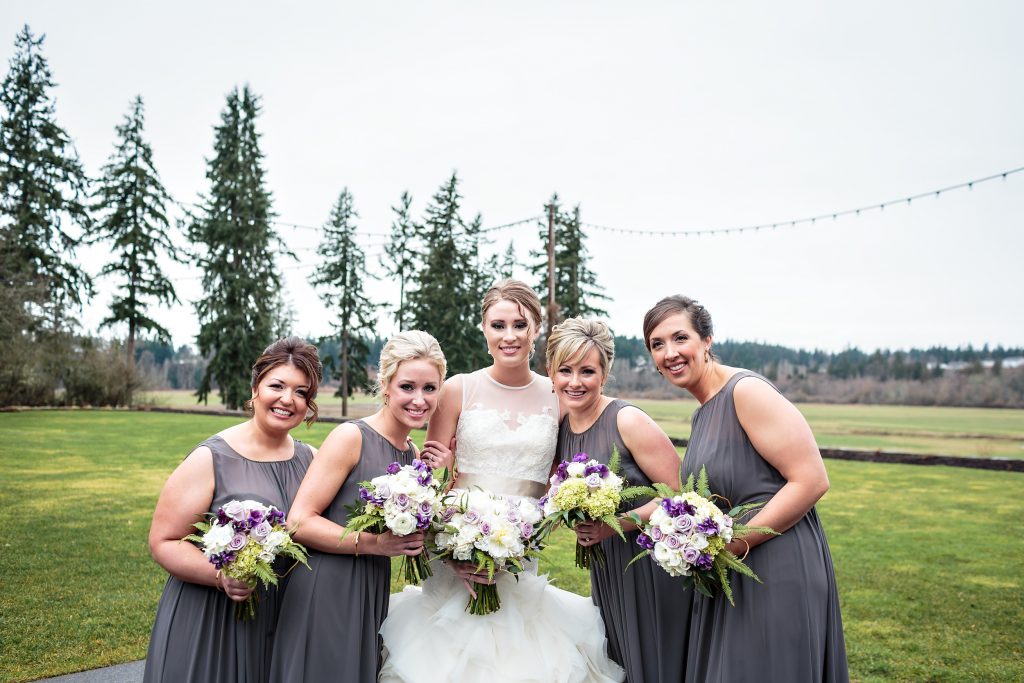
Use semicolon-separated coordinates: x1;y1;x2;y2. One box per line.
704;349;710;362
383;394;390;406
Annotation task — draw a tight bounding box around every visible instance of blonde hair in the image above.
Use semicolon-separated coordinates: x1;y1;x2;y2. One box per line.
481;279;542;331
374;330;447;399
546;317;615;379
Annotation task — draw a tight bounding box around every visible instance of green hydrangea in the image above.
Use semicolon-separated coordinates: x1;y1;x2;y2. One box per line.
581;487;619;518
552;479;589;510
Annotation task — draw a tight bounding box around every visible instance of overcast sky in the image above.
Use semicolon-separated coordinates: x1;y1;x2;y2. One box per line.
3;1;1022;353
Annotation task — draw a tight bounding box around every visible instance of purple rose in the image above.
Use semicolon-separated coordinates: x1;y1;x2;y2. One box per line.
418;501;433;516
222;500;246;522
480;522;491;535
696;553;714;571
520;523;534;538
252;521;272;540
506;507;521;523
441;506;457;523
463;509;480;524
672;515;695;533
386;462;402;475
682;546;700;565
228;532;247;552
572;453;589;463
651;526;664;541
664;534;681;550
637;534;655;550
585;473;603;489
395;493;410;510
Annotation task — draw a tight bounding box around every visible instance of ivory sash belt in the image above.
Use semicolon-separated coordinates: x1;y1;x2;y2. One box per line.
455;472;547;500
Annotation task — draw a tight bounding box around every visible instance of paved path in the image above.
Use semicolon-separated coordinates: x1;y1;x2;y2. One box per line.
34;661;143;683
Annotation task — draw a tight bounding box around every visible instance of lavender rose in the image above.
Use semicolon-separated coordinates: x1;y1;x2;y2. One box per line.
222;500;246;522
682;546;701;565
252;521;272;540
228;532;248;552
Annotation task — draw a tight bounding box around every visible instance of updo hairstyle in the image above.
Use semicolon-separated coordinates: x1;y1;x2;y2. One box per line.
545;317;615;380
373;330;447;400
249;336;323;426
481;279;543;331
641;295;718;361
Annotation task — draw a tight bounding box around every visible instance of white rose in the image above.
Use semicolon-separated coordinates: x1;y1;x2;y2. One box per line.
202;523;234;554
518;500;543;524
263;530;289;552
566;462;586;478
387;512;417;536
653;542;673;565
690;533;709;550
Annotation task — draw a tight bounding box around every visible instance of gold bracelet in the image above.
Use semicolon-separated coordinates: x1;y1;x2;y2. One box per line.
214;569;224;591
353;531;360;557
736;538;750;561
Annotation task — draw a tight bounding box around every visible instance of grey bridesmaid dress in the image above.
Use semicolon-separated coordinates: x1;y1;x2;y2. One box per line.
556;399;691;682
683;371;848;682
270;420;415;683
143;435;314;683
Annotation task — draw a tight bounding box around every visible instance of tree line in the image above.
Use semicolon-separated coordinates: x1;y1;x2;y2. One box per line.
0;26;607;411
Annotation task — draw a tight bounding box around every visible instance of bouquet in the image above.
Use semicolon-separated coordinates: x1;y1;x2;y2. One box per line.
184;499;309;619
538;448;650;569
432;489;544;615
343;459;445;585
628;466;776;605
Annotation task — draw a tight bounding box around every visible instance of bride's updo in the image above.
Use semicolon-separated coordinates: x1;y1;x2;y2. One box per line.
373;330;447;400
481;279;542;329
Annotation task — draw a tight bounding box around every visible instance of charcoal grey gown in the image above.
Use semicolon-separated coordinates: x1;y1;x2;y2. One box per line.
557;399;691;683
270;420;415;683
143;435;314;683
683;371;848;682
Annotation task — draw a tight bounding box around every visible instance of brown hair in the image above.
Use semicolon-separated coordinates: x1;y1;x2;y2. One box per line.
249;336;323;426
481;279;543;331
546;317;615;379
642;295;717;360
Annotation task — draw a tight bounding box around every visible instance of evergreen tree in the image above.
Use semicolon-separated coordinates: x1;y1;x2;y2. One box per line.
498;240;519;279
380;190;418;330
408;173;488;375
90;95;179;404
189;86;283;409
0;25;92;331
313;188;376;416
529;194;609;323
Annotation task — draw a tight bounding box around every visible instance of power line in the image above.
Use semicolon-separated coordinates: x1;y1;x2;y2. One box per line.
580;166;1024;238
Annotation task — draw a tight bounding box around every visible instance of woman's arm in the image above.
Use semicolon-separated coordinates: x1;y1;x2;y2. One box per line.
288;423;424;558
575;406;682;546
148;446;253;601
729;376;830;552
425;374;463;470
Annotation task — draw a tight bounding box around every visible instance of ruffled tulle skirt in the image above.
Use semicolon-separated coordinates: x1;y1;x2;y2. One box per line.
379;563;624;683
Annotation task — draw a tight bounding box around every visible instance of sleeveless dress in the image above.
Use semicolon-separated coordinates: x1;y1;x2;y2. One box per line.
557;399;691;683
683;371;848;682
270;420;416;683
379;369;625;683
143;435;314;683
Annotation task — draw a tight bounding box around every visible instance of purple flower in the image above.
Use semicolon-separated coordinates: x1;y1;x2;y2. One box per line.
584;464;602;476
480;522;491;535
252;521;272;540
682;546;700;565
232;520;248;533
696;518;719;536
386;462;402;475
651;526;664;542
415;513;431;530
556;462;569;481
216;509;231;525
463;509;480;524
637;534;655;550
680;500;697;516
598;464;610;477
672;515;695;533
418;501;433;516
267;508;285;525
585;473;603;489
222;500;246;522
248;508;265;525
417;472;432;486
572;453;589;463
412;459;429;472
538;495;549;508
395;493;410;510
441;506;457;523
506;507;522;523
520;522;534;538
664;534;681;550
661;499;676;515
228;532;247;552
358;487;374;503
696;553;714;571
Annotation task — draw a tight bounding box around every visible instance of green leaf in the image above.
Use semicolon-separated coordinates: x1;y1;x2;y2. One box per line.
601;514;626;541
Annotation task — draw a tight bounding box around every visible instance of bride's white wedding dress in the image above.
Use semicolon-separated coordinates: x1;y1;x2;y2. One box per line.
379;369;624;683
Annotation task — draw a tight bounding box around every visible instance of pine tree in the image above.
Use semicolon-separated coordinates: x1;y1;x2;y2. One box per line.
408;173;488;375
380;190;418;330
529;194;609;321
90;95;179;404
498;241;519;279
0;25;92;332
313;188;376;416
189;86;283;409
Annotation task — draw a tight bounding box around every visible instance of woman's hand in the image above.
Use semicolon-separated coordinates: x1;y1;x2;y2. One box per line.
446;559;496;598
574;519;617;547
372;530;426;557
419;439;454;470
217;573;255;603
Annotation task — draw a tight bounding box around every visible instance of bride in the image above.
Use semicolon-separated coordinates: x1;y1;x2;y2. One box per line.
379;280;624;683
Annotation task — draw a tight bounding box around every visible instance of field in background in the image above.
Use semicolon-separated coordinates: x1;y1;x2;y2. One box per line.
140;389;1024;458
2;410;1023;682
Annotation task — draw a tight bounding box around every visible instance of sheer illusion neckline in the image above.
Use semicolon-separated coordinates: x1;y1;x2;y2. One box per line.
483;369;537;390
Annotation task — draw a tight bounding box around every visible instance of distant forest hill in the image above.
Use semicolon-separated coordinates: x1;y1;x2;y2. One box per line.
134;336;1024;409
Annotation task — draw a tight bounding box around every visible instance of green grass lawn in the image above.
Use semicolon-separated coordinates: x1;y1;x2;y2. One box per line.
1;411;1022;682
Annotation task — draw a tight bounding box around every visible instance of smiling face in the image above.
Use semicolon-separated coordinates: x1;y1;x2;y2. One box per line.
646;312;712;390
551;346;605;415
482;298;538;368
384;358;442;431
251;363;311;432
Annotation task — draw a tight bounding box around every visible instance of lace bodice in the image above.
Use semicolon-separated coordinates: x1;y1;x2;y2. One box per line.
454;369;559;487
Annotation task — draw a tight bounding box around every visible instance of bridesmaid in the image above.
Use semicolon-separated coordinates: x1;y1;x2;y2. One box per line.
643;295;848;682
144;336;322;683
270;331;451;683
548;317;691;682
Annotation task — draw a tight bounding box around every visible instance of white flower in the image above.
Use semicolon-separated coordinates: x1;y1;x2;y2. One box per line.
263;530;289;552
566;462;586;478
387;512;417;536
517;500;543;524
690;533;709;550
202;523;234;555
